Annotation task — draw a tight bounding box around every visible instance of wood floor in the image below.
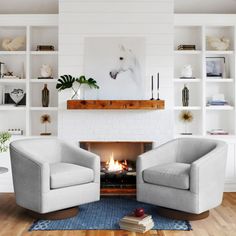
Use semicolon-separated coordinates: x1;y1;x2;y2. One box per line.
0;193;236;236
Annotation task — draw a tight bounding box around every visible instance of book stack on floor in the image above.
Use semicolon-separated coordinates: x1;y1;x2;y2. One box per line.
119;214;154;233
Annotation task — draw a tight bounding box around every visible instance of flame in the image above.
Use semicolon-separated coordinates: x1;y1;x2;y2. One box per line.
106;152;123;172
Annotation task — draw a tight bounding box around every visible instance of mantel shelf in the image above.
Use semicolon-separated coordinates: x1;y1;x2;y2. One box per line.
67;100;165;110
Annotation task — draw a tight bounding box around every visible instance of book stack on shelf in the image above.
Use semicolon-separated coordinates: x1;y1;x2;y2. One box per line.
207;94;228;106
177;44;196;50
207;129;229;135
119;214;154;233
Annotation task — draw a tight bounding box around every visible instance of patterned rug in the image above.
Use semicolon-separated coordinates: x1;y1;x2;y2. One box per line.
29;197;192;231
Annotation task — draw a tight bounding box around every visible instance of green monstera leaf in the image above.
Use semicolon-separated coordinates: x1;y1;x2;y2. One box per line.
76;75;99;89
56;75;76;91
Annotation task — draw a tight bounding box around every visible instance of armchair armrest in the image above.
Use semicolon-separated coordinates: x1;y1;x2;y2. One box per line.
10;144;50;212
190;141;227;195
136;139;178;184
61;142;100;183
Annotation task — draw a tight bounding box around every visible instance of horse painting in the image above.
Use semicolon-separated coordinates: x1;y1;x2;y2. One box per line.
109;44;141;86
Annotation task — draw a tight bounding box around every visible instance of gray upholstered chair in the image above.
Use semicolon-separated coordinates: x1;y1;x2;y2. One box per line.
10;138;100;215
137;138;227;217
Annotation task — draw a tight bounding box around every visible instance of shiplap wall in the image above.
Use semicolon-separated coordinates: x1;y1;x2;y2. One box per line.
58;0;174;143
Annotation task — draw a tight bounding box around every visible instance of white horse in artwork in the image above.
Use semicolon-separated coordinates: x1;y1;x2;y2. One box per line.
109;45;141;85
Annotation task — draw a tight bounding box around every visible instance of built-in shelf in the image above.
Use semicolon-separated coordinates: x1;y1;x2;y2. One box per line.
206;78;234;83
174;50;202;55
30;107;58;111
0;14;58;137
0;51;26;55
67;100;165;110
174;106;201;111
205;50;234;55
174;15;236;137
0;79;26;83
30;79;57;83
174;78;201;83
0;105;26;111
30;51;58;55
206;105;234;110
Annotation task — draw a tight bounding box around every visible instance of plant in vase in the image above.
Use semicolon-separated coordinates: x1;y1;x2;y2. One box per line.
0;131;11;174
179;110;193;135
56;74;99;100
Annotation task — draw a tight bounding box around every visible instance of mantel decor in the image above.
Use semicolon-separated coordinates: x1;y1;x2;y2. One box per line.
67;100;165;110
56;75;99;100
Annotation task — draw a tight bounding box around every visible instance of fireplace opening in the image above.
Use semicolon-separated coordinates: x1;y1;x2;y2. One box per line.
80;141;152;195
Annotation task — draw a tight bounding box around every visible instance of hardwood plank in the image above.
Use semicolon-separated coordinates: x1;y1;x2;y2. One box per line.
67;100;165;110
0;193;236;236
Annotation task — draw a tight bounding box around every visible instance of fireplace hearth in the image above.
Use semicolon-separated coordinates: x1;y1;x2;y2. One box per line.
80;141;152;195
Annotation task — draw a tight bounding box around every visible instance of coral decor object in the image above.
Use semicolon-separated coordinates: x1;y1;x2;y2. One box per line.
206;36;230;51
40;64;53;78
2;36;25;51
181;65;193;78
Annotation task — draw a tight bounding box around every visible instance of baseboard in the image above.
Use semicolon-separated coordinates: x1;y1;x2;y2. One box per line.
224;183;236;192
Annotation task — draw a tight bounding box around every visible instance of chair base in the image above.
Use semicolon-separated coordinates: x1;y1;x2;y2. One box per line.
27;207;79;220
157;207;209;221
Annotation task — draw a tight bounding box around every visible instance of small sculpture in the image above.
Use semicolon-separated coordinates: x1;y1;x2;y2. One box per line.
10;88;24;106
2;36;25;51
207;36;230;51
181;65;193;78
182;84;189;107
40;64;53;78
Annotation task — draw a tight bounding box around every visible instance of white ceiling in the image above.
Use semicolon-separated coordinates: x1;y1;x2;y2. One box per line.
175;0;236;14
0;0;235;14
0;0;58;14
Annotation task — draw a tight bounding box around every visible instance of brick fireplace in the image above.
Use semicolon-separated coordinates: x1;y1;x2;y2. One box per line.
80;141;152;195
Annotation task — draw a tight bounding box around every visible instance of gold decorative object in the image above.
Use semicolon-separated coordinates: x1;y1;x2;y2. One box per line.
40;114;51;136
179;111;193;135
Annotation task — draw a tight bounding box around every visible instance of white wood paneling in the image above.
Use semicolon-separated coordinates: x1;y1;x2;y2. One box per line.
58;0;174;142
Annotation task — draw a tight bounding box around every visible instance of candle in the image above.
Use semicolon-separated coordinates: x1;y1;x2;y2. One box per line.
157;73;159;90
151;75;153;90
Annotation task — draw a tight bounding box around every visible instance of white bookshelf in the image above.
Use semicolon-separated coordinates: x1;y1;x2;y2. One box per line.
0;15;58;137
174;15;236;137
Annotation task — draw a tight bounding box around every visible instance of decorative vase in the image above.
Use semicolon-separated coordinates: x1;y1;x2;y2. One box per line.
42;84;49;107
182;84;189;106
181;65;193;78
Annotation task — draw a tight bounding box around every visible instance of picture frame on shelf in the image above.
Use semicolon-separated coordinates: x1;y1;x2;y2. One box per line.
206;57;226;78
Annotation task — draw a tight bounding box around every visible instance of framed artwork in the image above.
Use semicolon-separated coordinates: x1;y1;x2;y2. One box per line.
206;57;226;78
84;37;146;99
3;85;26;105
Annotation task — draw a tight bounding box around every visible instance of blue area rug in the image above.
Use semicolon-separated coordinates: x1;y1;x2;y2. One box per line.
29;197;192;231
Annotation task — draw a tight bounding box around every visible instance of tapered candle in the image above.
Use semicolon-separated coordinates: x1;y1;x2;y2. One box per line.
151;75;153;90
157;73;159;90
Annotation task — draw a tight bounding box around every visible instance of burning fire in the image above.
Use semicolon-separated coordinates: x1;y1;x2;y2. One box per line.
106;153;128;172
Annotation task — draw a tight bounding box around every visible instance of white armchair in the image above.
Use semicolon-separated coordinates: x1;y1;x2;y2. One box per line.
137;138;227;217
10;138;100;215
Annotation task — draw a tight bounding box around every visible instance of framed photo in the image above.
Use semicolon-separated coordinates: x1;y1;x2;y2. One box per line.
206;57;226;78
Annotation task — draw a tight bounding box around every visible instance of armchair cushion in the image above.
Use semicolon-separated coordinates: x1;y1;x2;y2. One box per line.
143;163;191;190
50;163;94;189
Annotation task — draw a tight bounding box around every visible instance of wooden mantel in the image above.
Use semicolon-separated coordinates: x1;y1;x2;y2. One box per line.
67;100;165;110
